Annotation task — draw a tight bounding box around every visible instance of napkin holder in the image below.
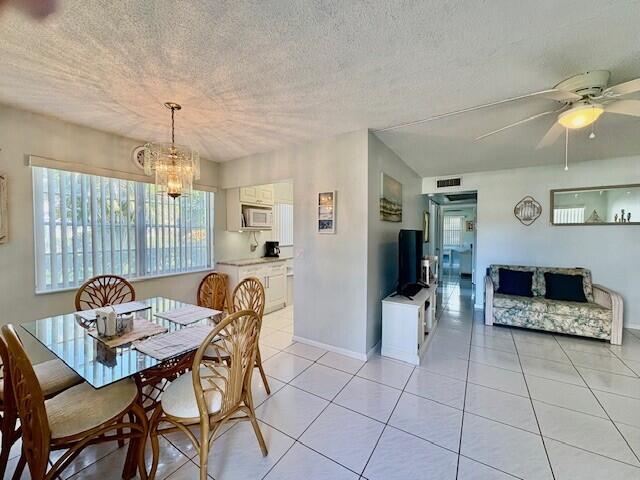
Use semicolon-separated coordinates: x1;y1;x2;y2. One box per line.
95;307;134;339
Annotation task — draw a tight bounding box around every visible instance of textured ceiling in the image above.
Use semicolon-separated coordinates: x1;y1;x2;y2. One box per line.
1;1;640;175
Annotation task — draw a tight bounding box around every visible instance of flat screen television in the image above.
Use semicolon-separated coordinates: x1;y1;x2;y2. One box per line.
398;229;423;297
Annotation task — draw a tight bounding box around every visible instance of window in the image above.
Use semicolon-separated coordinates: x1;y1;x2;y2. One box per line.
33;167;214;293
553;206;585;224
273;202;293;246
443;215;463;246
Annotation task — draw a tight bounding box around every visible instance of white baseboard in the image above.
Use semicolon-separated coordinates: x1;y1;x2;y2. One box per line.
292;335;368;362
367;340;381;360
625;322;640;331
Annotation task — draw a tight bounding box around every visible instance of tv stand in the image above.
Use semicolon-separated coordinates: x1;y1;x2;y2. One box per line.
381;284;438;365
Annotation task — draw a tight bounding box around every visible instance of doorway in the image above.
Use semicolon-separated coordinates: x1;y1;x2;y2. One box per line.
427;190;477;286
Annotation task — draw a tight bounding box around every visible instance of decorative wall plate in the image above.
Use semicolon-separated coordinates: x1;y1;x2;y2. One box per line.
131;145;146;171
514;196;542;226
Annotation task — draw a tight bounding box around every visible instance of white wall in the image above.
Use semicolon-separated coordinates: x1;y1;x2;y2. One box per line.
366;133;426;351
423;156;640;328
0;105;219;360
220;130;370;357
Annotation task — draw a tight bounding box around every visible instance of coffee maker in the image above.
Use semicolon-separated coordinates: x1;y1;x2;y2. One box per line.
264;241;280;258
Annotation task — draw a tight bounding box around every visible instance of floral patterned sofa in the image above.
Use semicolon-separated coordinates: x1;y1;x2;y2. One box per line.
484;265;623;345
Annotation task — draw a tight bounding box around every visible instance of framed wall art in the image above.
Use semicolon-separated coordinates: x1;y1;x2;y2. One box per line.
514;196;542;226
380;173;402;222
318;191;336;234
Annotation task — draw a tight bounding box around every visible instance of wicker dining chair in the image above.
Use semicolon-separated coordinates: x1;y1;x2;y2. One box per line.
75;274;136;311
197;272;230;313
1;325;149;480
231;277;271;394
0;334;82;478
148;309;267;480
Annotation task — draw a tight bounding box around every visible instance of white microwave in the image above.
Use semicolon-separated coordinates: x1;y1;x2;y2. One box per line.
244;208;273;228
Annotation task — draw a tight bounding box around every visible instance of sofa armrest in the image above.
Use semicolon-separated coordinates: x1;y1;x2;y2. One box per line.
593;284;624;345
484;275;494;326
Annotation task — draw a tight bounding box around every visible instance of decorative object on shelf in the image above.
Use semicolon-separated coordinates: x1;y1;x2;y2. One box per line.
465;220;475;232
143;102;200;198
0;173;6;244
514;196;542;226
423;211;430;242
380;173;402;222
585;209;603;223
318;191;336;234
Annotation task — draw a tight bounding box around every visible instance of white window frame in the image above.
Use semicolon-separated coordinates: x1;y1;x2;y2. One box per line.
32;167;215;294
273;202;293;247
443;215;464;247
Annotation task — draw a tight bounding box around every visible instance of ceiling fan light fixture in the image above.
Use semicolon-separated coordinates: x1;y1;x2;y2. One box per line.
558;103;604;129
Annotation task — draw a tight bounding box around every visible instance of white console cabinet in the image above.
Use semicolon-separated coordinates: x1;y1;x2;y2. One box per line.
381;285;437;365
217;260;287;313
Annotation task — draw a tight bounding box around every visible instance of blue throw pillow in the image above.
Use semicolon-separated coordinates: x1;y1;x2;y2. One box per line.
544;272;587;303
497;268;533;297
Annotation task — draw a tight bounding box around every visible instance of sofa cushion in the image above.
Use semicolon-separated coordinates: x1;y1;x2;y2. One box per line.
544;272;587;303
536;267;594;302
490;265;539;294
493;294;610;321
497;268;533;297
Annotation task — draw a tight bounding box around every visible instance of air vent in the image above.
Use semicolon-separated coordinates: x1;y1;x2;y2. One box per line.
436;177;462;188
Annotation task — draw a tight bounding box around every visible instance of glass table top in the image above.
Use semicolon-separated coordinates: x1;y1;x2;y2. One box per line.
21;297;221;389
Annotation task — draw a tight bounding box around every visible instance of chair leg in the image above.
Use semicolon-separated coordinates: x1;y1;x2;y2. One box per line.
255;348;271;394
198;421;210;480
0;410;18;478
147;405;163;480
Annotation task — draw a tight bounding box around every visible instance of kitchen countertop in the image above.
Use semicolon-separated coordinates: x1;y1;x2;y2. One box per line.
217;257;292;267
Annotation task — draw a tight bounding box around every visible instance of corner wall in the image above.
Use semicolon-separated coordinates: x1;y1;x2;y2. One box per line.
423;156;640;328
220;130;370;357
366;133;427;352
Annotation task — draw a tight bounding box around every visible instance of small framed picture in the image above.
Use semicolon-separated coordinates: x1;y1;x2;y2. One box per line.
465;220;474;232
318;191;336;234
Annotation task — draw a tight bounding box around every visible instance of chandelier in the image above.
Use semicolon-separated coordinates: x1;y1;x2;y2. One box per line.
144;102;200;198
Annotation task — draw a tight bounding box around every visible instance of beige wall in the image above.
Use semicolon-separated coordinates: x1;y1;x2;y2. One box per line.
0;105;219;361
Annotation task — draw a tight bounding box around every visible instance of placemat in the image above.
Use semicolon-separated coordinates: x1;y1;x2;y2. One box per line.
88;318;167;348
133;324;214;360
154;305;222;325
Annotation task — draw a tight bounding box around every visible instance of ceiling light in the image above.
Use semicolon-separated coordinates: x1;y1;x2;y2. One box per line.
558;103;604;130
144;103;200;198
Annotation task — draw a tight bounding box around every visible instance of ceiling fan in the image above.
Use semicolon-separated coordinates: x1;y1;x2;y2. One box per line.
475;70;640;148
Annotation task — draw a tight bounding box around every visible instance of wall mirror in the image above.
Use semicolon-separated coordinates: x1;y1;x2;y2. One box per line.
551;184;640;225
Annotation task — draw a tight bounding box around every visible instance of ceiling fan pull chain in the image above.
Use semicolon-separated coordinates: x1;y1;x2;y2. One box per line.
564;128;569;171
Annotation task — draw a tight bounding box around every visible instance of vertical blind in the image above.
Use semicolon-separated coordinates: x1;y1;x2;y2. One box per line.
553;207;585;224
273;203;293;246
33;167;213;292
443;215;463;246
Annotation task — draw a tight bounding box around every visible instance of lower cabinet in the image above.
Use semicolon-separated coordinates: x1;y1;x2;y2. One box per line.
217;261;287;314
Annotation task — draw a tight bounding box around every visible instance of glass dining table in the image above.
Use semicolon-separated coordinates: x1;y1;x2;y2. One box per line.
21;297;223;389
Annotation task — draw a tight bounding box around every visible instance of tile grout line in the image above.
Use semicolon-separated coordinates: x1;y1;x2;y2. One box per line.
553;337;640;466
454;295;474;480
513;332;557;480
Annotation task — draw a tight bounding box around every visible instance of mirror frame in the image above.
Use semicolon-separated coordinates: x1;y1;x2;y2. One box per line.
550;184;640;226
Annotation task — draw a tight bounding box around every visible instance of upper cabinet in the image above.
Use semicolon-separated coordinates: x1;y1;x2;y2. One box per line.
240;184;274;206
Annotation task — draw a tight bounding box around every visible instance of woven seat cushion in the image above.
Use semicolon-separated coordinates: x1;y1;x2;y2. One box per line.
161;367;225;419
0;358;81;400
45;378;137;439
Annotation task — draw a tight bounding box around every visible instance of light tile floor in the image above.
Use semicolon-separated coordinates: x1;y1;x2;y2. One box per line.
7;280;640;479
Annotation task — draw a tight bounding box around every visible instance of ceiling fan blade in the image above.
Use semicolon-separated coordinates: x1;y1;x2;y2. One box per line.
536;123;565;149
605;99;640;117
538;90;582;102
602;78;640;98
475;107;565;141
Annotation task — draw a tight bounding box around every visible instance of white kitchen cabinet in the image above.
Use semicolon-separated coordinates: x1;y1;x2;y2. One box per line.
240;184;274;206
217;259;287;313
